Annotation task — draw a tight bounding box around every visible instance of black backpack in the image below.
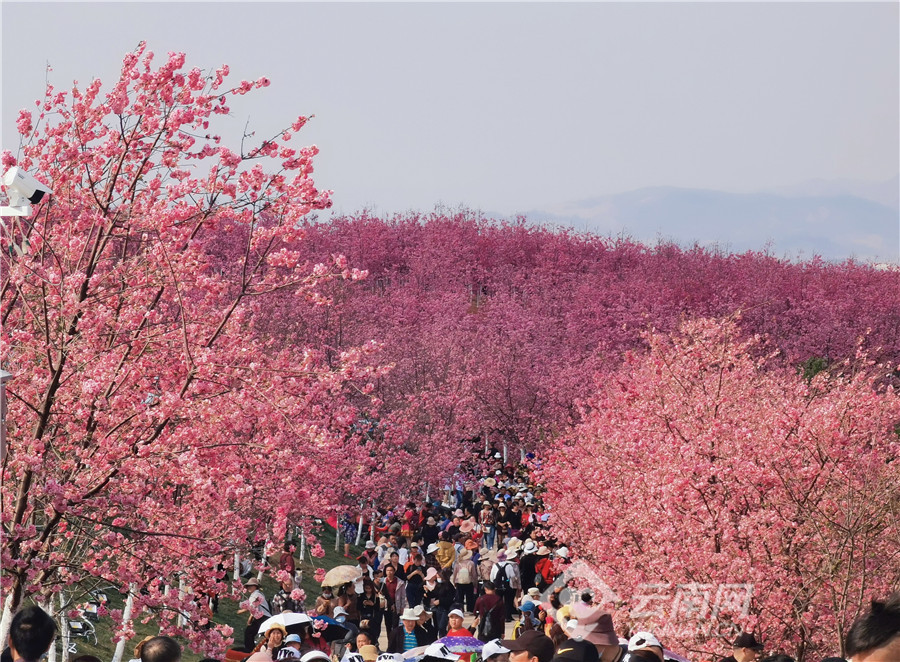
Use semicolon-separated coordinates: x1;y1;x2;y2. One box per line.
494;562;512;594
480;603;500;641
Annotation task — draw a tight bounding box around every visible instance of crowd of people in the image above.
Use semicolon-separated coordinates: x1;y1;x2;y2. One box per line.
3;457;896;662
235;455;897;662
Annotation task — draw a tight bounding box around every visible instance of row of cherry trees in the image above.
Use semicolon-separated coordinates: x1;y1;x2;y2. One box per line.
3;44;898;659
0;45;385;653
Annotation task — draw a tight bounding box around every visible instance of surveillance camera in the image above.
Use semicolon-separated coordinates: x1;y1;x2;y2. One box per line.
2;167;52;206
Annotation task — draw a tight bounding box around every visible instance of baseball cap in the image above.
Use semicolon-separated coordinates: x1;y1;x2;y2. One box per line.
500;631;556;662
481;641;511;661
733;633;764;650
449;608;465;618
627;632;662;653
284;634;302;644
551;640;599;662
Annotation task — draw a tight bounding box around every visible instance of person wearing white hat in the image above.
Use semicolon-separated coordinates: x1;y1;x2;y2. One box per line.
626;632;664;662
387;608;431;653
481;640;511;662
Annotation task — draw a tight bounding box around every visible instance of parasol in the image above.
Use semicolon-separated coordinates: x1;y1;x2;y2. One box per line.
321;565;362;587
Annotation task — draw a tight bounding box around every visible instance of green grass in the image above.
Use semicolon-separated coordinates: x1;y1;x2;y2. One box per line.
57;526;365;662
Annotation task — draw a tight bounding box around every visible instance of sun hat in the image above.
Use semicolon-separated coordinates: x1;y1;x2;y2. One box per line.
550;640;599;662
506;537;522;551
365;540;376;549
427;543;439;554
505;549;518;560
247;653;272;662
481;640;510;661
413;604;433;617
527;587;542;599
401;607;419;621
536;546;551;556
460;520;475;534
448;608;465;619
454;509;464;517
484;477;497;487
245;577;260;587
500;631;555;662
265;623;288;635
555;546;569;559
494;452;502;459
627;632;662;653
458;548;473;561
427;516;437;525
360;645;379;662
571;612;618;647
425;567;439;581
522;540;538;555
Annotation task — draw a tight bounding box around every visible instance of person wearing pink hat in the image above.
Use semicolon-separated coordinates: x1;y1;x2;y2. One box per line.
570;610;625;662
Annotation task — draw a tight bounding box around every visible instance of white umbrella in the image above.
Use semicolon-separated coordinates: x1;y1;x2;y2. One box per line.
258;612;312;633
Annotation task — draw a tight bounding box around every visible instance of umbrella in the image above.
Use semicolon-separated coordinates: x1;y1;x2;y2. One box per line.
312;615;350;642
435;637;484;654
258;612;312;636
321;565;362;587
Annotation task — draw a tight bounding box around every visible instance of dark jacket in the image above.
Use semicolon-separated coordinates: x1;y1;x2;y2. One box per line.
387;625;433;654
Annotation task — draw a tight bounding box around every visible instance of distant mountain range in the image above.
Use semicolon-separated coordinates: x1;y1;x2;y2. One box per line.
523;176;899;263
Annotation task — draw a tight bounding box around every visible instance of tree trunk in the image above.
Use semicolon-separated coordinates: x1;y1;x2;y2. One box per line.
111;586;135;662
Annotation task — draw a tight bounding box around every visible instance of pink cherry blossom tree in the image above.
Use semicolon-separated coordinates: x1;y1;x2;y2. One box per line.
540;316;900;661
0;43;376;653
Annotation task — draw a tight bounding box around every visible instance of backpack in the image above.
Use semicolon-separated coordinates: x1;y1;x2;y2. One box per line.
494;562;512;594
480;602;500;641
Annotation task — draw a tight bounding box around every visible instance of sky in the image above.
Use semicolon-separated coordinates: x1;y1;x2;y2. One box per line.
2;1;898;223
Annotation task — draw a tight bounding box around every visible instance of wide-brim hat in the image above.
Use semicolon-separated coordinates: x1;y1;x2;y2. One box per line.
365;540;376;549
536;546;551;556
245;577;260;587
484;478;497;487
401;607;419;621
522;540;538;554
427;517;437;525
571;612;618;647
458;548;473;561
360;645;379;662
427;543;439;554
506;537;522;551
460;520;475;533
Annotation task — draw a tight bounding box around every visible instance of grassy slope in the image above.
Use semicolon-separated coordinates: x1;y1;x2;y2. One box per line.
60;526;363;662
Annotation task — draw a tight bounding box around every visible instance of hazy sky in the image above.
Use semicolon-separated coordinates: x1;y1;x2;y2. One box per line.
2;2;898;217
